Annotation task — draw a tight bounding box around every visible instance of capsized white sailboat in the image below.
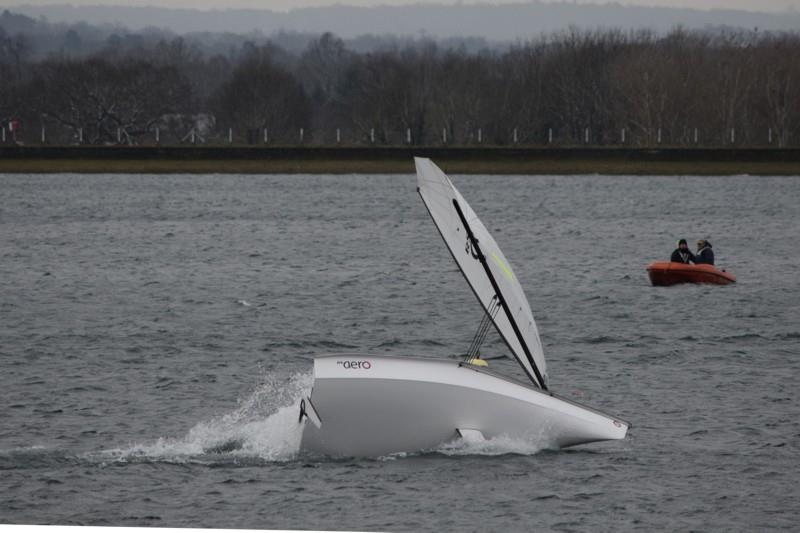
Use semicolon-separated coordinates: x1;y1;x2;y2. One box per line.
298;158;629;457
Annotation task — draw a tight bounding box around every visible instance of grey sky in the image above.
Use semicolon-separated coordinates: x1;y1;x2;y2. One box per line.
5;0;798;13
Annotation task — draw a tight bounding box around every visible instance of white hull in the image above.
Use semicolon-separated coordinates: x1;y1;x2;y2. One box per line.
300;355;629;457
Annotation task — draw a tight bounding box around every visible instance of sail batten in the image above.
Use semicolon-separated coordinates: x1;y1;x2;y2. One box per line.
415;157;548;389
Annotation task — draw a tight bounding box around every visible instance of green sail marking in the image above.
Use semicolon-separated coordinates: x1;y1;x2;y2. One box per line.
491;252;515;282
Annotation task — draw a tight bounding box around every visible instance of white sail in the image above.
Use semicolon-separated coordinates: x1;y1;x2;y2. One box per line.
415;157;548;389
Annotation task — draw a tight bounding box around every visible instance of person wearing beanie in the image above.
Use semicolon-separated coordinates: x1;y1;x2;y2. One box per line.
670;238;696;264
695;239;715;265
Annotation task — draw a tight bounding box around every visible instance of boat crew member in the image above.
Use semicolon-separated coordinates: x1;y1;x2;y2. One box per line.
670;239;695;264
695;239;715;265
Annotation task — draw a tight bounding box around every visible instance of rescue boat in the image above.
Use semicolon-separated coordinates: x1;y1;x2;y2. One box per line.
646;261;736;286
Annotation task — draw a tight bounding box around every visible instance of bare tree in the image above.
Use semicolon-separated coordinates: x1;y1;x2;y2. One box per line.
298;32;354;141
211;49;310;143
429;50;492;144
26;57;191;144
3;19;799;147
543;28;626;144
757;34;800;147
336;46;435;145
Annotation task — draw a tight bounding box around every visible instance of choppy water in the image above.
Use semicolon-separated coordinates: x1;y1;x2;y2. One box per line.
1;173;799;531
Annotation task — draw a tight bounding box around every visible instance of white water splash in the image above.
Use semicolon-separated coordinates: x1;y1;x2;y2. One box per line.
98;372;312;463
435;432;555;457
375;431;555;461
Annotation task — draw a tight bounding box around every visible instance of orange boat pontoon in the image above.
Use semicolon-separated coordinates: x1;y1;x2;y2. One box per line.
646;261;736;286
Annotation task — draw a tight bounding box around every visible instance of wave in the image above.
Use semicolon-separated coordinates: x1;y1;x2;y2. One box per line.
717;333;765;342
576;335;624;345
375;338;403;348
0;446;78;470
262;339;359;351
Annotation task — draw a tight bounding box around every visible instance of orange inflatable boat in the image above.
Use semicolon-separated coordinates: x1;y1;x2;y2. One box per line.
646;261;736;286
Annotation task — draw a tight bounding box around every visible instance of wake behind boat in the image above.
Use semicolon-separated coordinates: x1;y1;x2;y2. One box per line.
298;158;629;457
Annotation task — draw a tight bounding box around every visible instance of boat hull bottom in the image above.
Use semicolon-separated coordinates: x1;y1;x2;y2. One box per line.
299;355;628;457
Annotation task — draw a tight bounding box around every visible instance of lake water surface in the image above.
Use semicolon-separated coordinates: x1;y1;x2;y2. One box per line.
1;173;798;531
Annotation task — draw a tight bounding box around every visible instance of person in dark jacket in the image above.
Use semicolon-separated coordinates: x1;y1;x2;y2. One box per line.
695;239;715;265
670;239;696;264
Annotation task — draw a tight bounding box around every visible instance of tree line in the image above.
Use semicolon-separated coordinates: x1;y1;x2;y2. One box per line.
2;23;799;147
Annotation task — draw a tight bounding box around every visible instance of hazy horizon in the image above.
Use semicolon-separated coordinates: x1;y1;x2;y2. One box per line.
2;0;798;14
5;0;800;40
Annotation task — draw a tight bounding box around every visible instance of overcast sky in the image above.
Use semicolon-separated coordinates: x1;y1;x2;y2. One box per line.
4;0;798;13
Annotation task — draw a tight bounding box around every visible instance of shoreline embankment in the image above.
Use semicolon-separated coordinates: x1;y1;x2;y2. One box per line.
1;146;799;175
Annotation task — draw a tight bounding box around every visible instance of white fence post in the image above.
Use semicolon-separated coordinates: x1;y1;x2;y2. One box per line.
584;128;589;144
41;126;46;144
117;128;121;143
370;128;375;144
300;128;304;143
768;128;772;145
442;128;447;144
513;128;518;144
548;128;553;144
477;128;482;144
78;128;83;144
621;128;625;144
263;128;268;144
155;127;160;144
694;128;698;144
657;128;661;144
336;128;341;144
406;128;411;144
730;128;735;144
1;127;5;143
227;128;232;144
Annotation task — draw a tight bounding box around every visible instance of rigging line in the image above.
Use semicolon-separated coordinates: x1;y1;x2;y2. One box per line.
471;302;499;361
465;314;488;360
466;322;487;360
466;296;499;361
476;299;499;354
466;297;494;358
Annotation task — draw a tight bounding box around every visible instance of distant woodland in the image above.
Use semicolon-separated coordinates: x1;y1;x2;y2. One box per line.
1;10;799;147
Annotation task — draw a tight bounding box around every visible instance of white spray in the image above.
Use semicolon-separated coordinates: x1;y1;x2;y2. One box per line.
98;372;312;464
